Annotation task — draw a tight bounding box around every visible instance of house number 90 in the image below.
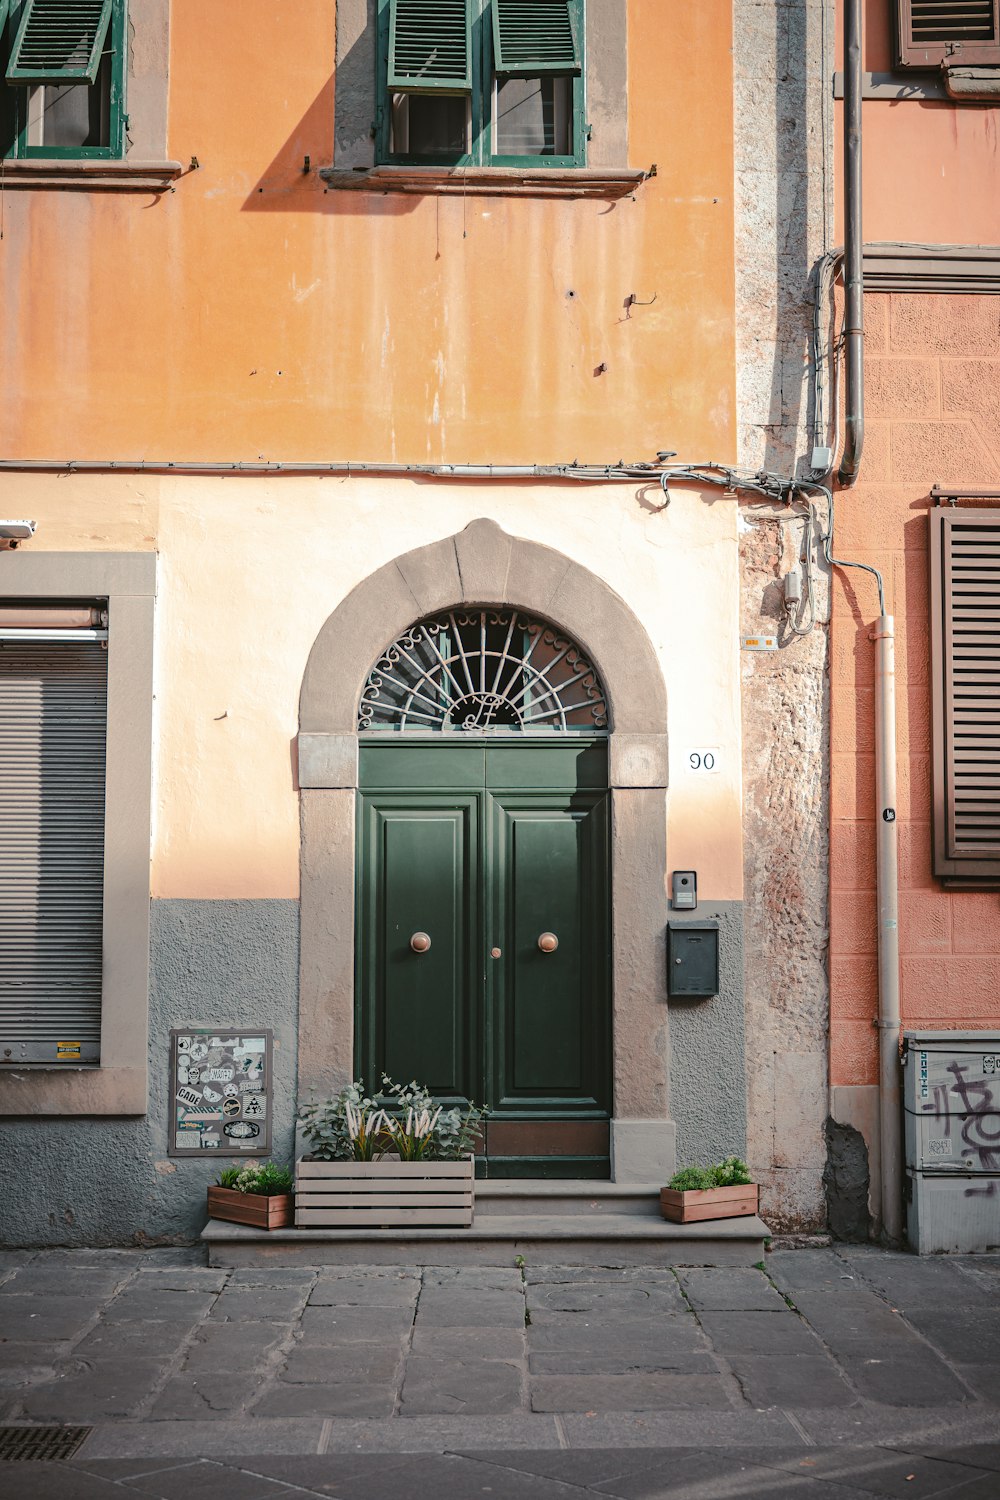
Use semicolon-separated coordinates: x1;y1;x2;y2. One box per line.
686;749;720;772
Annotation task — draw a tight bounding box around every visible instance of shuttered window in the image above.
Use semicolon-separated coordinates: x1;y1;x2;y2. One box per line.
378;0;585;166
388;0;472;92
492;0;581;75
930;509;1000;889
1;0;125;159
6;0;112;83
897;0;1000;67
0;627;108;1063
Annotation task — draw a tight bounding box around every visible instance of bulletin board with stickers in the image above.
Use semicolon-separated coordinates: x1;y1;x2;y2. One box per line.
168;1029;273;1157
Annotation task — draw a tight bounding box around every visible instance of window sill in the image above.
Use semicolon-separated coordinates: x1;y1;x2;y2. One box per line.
319;164;648;199
0;158;185;191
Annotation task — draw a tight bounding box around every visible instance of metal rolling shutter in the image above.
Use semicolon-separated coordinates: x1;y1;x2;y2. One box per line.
931;509;1000;889
0;639;107;1062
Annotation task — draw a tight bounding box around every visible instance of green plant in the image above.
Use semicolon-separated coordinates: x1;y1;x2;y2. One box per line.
299;1077;486;1164
667;1156;753;1192
216;1163;292;1196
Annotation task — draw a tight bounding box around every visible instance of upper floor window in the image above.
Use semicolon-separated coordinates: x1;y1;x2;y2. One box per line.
896;0;1000;67
1;0;126;158
376;0;586;168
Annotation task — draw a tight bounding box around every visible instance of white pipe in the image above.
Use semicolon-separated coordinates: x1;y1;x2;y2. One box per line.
873;614;903;1241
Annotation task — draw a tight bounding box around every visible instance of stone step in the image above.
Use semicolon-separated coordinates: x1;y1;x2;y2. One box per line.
202;1211;769;1269
474;1180;663;1216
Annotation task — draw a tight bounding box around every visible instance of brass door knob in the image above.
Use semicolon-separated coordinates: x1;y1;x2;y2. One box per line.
537;932;559;953
491;947;502;959
410;931;432;953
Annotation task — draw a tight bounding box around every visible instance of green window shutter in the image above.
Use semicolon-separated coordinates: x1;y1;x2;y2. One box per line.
492;0;581;74
6;0;113;84
0;0;10;39
388;0;472;93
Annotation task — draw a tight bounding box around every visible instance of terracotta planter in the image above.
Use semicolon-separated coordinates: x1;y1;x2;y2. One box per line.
659;1183;758;1224
295;1157;475;1227
207;1185;294;1230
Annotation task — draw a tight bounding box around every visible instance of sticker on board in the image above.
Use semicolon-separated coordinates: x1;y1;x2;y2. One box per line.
168;1029;273;1158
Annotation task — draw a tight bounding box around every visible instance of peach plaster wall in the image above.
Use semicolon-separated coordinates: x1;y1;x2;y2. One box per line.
830;291;1000;1092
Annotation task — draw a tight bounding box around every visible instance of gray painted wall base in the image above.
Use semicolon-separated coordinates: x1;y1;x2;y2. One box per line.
668;902;748;1169
0;900;299;1248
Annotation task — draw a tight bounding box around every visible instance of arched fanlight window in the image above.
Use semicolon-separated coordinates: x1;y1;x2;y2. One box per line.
358;609;608;733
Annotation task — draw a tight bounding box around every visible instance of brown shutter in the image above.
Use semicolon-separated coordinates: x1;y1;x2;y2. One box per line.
931;508;1000;889
897;0;1000;68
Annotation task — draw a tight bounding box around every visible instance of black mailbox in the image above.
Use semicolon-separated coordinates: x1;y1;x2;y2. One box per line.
667;920;720;997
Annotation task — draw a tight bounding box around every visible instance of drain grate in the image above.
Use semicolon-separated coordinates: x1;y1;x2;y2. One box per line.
0;1426;92;1462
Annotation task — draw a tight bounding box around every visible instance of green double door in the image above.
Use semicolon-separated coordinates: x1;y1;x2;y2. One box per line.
356;739;611;1177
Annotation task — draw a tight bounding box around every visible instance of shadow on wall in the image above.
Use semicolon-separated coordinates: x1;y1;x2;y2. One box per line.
240;51;421;218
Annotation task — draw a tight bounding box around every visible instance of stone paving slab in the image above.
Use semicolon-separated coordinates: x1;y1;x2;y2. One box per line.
183;1323;290;1371
725;1354;859;1409
307;1276;419;1307
208;1287;311;1322
102;1290;218;1324
414;1288;527;1327
18;1356;166;1422
696;1309;821;1355
149;1374;267;1421
0;1246;998;1466
410;1324;525;1358
677;1269;788;1311
297;1304;413;1342
0;1295;102;1342
530;1373;734;1414
401;1355;524;1415
279;1343;402;1383
252;1381;396;1417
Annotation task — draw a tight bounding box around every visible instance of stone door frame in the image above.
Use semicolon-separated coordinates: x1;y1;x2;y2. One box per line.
296;518;674;1180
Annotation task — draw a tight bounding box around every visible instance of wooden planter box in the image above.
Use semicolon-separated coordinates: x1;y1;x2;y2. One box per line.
295;1158;475;1228
207;1186;294;1229
660;1183;758;1224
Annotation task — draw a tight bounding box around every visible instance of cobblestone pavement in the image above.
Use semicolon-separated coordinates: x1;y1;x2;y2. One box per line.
1;1245;998;1497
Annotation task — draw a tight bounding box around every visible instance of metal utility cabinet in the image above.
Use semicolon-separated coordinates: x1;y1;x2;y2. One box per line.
903;1031;1000;1254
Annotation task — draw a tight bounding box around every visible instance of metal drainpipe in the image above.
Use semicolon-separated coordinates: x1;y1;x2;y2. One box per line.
872;615;903;1242
838;0;864;485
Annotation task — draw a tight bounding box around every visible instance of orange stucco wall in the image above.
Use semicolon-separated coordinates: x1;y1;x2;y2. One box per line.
829;292;1000;1088
1;0;736;465
834;1;1000;246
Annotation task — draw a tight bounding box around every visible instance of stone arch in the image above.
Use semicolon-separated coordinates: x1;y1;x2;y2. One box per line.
297;519;674;1181
300;518;666;736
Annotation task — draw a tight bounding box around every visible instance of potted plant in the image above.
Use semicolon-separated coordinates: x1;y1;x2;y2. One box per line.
207;1162;294;1230
296;1076;485;1228
659;1155;758;1223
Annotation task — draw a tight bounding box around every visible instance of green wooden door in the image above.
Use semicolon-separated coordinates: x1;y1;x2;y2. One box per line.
357;740;611;1177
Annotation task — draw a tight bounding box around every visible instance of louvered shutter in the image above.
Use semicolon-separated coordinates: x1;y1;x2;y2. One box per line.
897;0;1000;67
931;509;1000;889
0;0;10;40
0;640;107;1062
388;0;472;93
493;0;581;74
6;0;113;84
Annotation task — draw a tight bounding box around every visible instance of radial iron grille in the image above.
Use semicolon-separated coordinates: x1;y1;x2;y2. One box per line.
0;1426;92;1461
947;525;1000;853
910;0;997;40
359;609;608;732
